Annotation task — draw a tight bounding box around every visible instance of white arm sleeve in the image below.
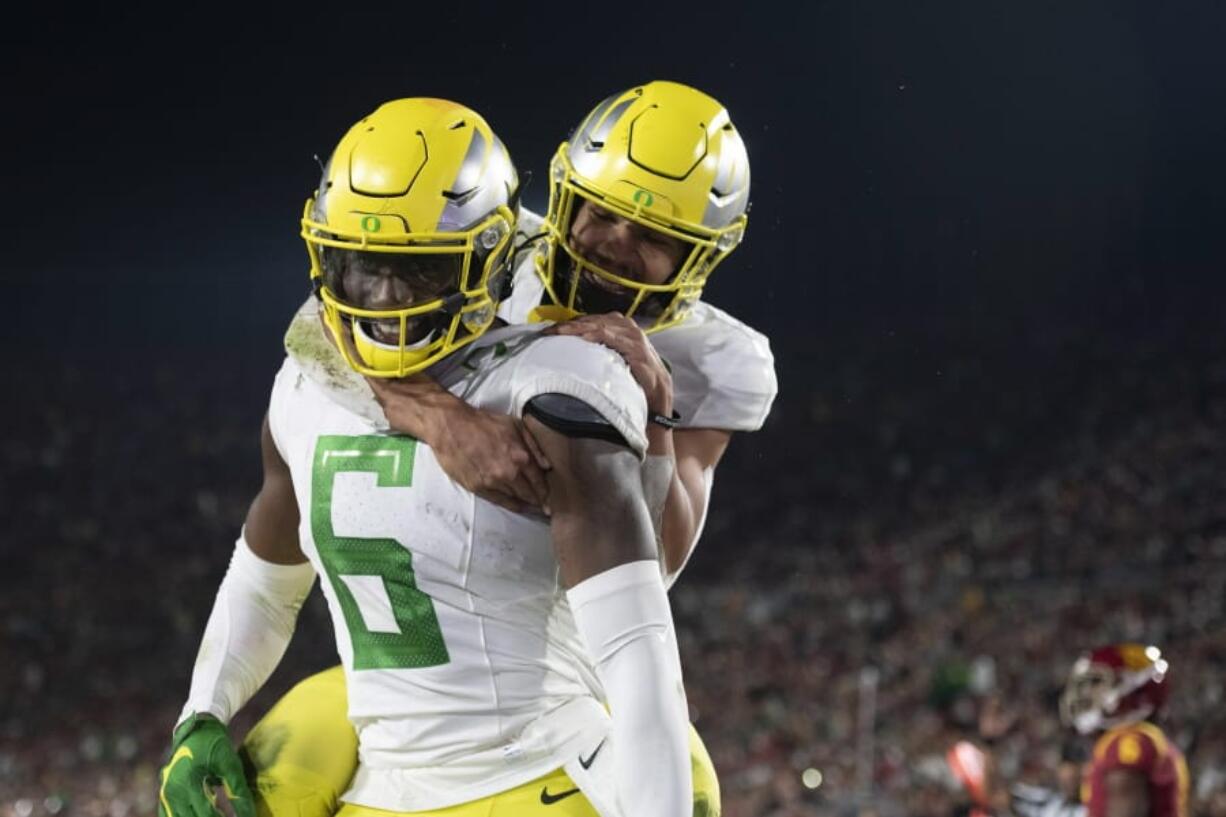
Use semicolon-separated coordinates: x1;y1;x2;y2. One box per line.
177;531;316;726
568;560;691;817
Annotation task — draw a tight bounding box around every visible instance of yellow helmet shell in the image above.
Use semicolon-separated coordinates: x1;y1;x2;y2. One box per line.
537;81;750;332
302;98;518;377
568;81;750;233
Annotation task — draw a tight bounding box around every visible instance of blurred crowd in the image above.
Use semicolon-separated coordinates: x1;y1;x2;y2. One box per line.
2;319;1223;817
682;324;1226;817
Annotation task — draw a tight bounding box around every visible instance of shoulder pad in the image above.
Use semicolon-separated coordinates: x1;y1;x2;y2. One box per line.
650;301;777;431
1096;726;1161;772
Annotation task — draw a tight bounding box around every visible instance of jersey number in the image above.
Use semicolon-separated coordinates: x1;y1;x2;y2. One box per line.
311;435;449;670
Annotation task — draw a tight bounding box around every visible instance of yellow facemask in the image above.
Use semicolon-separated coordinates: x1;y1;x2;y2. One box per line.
302;98;519;377
536;81;750;333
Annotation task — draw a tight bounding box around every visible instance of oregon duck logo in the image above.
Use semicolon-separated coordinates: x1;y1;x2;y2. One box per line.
360;215;383;233
632;189;655;207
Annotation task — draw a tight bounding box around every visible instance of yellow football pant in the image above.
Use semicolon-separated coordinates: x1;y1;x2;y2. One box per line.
241;666;720;816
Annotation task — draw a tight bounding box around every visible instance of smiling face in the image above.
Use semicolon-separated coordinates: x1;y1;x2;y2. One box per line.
302;98;520;378
536;82;750;332
321;246;461;345
553;199;689;318
568;199;687;286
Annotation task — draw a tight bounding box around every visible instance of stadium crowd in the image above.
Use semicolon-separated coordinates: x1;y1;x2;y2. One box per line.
2;317;1223;817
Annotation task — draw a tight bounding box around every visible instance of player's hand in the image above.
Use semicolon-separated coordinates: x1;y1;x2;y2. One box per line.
369;377;551;515
158;713;255;817
546;313;674;417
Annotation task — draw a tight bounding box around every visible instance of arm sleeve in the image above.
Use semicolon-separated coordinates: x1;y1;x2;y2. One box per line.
568;561;692;817
178;531;316;726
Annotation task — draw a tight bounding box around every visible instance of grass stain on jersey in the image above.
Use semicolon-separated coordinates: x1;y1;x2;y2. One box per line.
285;313;360;395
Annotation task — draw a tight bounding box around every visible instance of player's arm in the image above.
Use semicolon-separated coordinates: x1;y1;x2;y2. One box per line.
524;410;655;585
524;402;692;817
366;374;550;514
1104;769;1149;817
160;416;314;817
246;414;307;563
654;426;730;576
548;313;727;575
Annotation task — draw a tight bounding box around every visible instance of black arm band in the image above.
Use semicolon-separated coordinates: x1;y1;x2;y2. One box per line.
524;393;630;448
648;410;681;429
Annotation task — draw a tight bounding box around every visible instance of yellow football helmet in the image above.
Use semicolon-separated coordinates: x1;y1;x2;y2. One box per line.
535;81;750;332
302;98;518;377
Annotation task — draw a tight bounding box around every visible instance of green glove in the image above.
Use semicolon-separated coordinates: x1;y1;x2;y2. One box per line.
158;713;256;817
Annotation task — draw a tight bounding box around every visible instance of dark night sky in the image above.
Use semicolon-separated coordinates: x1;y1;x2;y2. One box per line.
5;2;1225;374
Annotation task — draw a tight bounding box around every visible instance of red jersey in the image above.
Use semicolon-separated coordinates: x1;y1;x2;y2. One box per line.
1086;722;1189;817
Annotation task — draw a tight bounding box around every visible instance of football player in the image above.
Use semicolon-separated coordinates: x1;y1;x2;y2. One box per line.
158;98;695;817
241;81;772;817
1060;643;1190;817
357;79;773;578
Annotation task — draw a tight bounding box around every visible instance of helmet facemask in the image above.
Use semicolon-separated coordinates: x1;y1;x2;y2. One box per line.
536;162;738;332
299;99;519;378
304;201;514;378
1060;660;1117;735
534;81;750;333
553;194;694;321
320;244;461;346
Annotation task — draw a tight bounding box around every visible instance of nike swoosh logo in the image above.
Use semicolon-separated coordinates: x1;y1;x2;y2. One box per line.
579;738;606;770
540;786;581;805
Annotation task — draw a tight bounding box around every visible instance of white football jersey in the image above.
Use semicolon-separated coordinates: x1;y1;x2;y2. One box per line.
498;208;777;583
270;305;647;811
500;207;778;433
